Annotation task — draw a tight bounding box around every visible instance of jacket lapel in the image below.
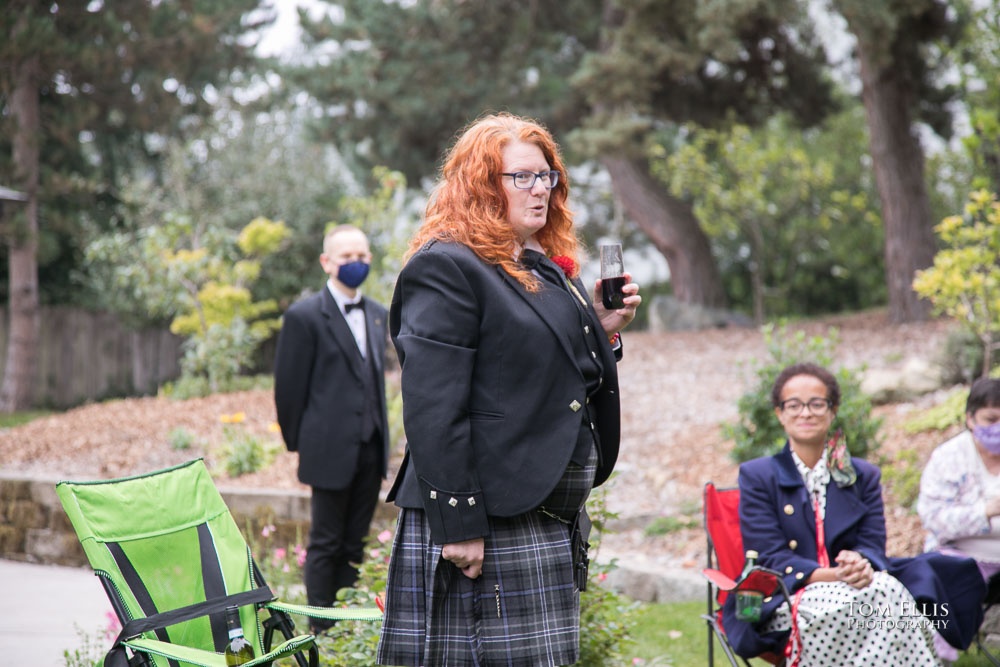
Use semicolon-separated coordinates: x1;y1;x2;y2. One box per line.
320;288;363;381
571;275;608;346
497;266;579;370
774;444;816;539
364;302;384;374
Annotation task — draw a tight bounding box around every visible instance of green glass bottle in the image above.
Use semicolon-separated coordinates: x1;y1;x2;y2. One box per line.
734;549;763;622
224;605;255;666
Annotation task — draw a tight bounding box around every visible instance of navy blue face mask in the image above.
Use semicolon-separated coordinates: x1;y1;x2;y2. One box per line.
337;261;370;288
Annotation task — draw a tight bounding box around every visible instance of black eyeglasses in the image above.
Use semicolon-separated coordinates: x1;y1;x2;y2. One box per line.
779;398;833;416
502;170;560;190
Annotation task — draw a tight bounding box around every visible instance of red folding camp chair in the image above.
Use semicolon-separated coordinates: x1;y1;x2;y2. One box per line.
702;481;792;666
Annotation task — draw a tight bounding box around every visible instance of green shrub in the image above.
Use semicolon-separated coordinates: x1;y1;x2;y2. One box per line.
62;625;105;667
725;322;883;462
578;483;641;666
160;373;272;400
937;327;995;386
167;427;195;450
879;450;923;510
644;515;697;537
903;388;969;434
214;414;280;477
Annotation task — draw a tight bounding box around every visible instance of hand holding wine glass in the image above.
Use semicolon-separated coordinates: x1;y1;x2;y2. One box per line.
595;243;640;336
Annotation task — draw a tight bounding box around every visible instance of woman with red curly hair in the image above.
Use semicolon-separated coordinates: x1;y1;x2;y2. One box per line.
376;113;640;666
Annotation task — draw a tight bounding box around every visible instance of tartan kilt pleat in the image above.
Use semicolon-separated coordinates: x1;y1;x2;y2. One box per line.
376;446;597;667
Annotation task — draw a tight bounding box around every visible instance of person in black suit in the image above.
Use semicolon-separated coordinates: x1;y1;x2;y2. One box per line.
376;113;641;667
273;224;389;632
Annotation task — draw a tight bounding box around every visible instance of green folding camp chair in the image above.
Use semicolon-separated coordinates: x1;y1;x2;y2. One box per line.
56;458;382;667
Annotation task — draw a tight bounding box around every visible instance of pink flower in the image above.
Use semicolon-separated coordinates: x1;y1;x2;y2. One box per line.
261;524;276;538
273;547;286;565
105;610;122;641
377;529;392;544
282;563;290;573
295;544;307;567
598;572;607;582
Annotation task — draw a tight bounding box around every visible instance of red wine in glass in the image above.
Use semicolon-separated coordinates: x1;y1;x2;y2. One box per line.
601;276;627;310
599;243;626;310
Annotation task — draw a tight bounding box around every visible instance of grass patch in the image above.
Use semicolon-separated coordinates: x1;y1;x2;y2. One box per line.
628;600;996;666
0;410;52;429
627;600;773;666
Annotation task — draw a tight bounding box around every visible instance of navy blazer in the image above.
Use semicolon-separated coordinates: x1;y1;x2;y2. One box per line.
722;444;985;657
274;287;389;490
386;241;621;545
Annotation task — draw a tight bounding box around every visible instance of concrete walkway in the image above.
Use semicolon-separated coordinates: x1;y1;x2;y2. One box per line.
0;559;113;667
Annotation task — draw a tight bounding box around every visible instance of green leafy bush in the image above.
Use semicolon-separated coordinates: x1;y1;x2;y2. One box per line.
913;190;1000;377
903;388;970;434
879;450;923;510
214;412;280;477
167;427;195;450
578;483;641;666
644;515;697;537
725;322;883;462
160;374;272;401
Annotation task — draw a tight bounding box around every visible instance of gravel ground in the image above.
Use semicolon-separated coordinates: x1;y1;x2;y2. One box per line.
0;309;962;571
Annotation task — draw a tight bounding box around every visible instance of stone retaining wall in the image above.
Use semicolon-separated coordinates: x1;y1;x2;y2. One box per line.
0;470;397;567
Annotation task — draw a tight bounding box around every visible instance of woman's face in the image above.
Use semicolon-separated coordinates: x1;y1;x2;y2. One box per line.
968;405;1000;443
501;140;551;242
774;374;836;448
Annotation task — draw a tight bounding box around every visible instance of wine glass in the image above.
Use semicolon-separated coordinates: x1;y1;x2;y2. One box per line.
599;243;626;310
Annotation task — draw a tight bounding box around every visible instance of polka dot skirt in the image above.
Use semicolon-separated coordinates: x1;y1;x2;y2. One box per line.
762;572;941;665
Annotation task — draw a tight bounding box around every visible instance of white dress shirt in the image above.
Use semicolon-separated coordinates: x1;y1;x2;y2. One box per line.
327;280;367;358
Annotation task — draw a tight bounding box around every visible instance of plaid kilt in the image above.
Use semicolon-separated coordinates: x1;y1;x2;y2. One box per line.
376;445;598;667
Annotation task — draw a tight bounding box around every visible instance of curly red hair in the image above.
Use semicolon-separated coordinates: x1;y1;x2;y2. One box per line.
406;113;579;290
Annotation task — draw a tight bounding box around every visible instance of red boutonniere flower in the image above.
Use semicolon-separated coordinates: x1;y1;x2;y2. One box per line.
550;255;578;278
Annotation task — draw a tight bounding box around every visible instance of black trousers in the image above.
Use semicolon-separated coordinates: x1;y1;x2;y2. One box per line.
304;436;382;629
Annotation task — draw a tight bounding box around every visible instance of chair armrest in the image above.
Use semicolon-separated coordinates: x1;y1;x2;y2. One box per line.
702;568;738;591
122;633;315;667
264;600;383;621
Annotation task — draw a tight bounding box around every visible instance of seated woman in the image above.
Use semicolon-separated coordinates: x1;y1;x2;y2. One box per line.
723;363;984;665
918;376;1000;661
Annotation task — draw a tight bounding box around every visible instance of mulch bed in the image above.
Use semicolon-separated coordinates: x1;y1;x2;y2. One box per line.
0;309;966;567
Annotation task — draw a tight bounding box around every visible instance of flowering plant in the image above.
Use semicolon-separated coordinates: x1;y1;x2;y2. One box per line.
550;255;578;278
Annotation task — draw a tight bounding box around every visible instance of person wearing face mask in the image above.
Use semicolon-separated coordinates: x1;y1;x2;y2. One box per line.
375;113;640;666
919;377;1000;661
273;224;389;634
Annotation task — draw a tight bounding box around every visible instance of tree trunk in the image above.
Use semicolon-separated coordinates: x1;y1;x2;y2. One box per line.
0;54;41;412
855;41;936;323
601;156;728;307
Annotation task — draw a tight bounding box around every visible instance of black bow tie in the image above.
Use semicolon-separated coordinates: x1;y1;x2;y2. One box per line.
344;300;363;313
519;249;545;270
520;249;566;287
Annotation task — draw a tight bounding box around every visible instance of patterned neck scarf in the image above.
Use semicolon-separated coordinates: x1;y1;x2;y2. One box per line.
791;447;830;519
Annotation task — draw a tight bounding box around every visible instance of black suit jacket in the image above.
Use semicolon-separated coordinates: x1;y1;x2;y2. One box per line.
386;241;622;544
274;287;389;490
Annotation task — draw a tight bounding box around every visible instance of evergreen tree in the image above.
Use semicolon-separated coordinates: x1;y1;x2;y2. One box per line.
830;0;964;322
0;1;269;409
290;0;834;308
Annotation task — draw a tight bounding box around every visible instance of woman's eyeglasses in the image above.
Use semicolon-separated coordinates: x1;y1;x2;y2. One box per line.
779;398;833;416
503;170;560;189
